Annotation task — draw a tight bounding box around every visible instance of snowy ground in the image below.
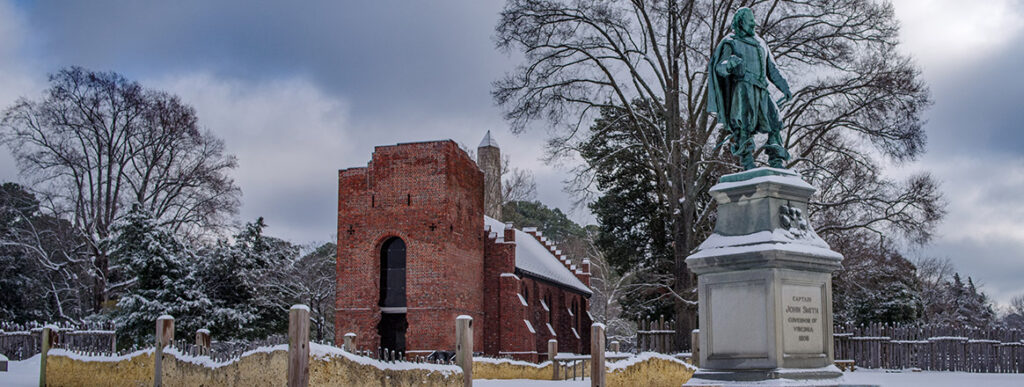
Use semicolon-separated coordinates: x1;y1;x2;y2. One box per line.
841;368;1024;386
3;356;1024;386
0;354;39;387
479;370;1024;386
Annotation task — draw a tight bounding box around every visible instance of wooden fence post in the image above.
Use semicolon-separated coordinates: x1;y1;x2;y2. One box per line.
343;332;356;352
39;325;56;387
548;339;558;380
610;340;620;353
195;329;211;356
288;305;310;387
455;315;473;387
591;323;605;387
691;329;700;367
155;315;174;387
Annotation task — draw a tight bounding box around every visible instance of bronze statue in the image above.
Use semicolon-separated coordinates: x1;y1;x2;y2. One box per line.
708;7;791;170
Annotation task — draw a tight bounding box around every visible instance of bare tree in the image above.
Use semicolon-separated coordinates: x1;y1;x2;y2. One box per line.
1;67;241;312
1011;295;1024;317
495;0;942;348
500;154;538;204
915;256;955;290
268;242;337;341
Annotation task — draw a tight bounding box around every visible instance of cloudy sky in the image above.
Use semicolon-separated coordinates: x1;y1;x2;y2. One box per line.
0;1;1021;306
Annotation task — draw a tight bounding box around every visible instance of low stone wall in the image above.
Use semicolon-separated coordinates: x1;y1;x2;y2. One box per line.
473;352;694;386
45;344;462;387
45;347;288;387
309;343;462;387
46;349;155;387
472;357;553;380
161;347;288;387
606;353;696;387
46;347;689;386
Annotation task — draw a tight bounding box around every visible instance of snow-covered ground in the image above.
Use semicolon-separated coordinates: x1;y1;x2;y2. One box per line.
841;368;1024;386
479;370;1024;386
0;354;39;387
3;356;1024;386
479;371;1024;386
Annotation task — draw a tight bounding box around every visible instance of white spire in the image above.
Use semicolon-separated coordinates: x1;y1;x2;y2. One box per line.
478;130;500;148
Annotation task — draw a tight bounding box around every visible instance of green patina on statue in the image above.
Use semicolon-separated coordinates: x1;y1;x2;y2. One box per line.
708;7;792;170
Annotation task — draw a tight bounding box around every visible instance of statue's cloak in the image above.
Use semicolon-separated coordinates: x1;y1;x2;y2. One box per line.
707;35;735;132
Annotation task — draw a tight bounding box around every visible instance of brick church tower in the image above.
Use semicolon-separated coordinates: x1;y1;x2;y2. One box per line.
336;135;592;360
335;141;486;355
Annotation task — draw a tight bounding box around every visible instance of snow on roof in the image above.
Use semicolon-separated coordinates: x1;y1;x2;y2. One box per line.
478;130;500;148
485;216;592;296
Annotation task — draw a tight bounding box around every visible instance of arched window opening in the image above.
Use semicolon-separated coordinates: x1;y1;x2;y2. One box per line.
379;237;407;308
573;299;580;332
545;293;553;323
378;237;407;354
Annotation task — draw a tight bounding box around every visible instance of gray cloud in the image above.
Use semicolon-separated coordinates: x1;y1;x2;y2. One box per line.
919;48;1024;157
24;1;514;118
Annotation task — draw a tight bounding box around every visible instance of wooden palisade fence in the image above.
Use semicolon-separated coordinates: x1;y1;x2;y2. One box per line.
0;321;116;361
834;322;1024;373
636;315;676;353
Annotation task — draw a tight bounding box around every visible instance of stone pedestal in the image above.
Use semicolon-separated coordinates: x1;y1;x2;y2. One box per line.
685;168;844;384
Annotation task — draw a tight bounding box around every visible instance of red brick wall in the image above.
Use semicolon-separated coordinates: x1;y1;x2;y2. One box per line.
336;141;485;353
520;277;591;358
483;225;516;356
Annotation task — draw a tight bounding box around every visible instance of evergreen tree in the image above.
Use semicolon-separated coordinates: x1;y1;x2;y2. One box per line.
0;183;47;322
109;206;211;345
0;182;89;322
579;104;678;319
922;272;996;328
501;200;586;244
830;233;922;325
964;277;995;327
197;218;298;339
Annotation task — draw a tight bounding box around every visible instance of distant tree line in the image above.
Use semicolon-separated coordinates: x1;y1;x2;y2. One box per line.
0;67;335;346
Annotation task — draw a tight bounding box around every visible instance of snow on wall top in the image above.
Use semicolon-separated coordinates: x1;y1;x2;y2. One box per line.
485;216;592;295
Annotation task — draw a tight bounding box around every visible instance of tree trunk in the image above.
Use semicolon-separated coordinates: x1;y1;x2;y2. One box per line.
667;0;695;352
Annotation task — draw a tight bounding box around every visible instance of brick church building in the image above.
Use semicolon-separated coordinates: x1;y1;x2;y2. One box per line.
335;133;593;361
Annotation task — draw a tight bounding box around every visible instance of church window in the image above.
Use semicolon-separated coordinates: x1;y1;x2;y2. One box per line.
379;237;407;307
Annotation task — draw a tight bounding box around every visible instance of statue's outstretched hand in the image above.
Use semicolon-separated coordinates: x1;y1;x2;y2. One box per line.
776;90;792;107
726;55;743;76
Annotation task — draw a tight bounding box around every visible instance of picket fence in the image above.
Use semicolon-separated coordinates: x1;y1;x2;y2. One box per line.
834;322;1024;373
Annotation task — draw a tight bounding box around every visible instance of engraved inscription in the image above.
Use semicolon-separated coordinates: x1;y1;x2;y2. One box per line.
781;285;824;353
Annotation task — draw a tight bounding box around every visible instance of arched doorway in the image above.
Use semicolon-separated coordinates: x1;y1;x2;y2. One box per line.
378;237;407;354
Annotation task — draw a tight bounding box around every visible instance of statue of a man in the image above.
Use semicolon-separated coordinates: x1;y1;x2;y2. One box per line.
708;7;791;170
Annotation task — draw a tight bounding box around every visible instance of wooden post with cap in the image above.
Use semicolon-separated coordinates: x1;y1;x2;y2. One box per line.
455;315;473;387
288;304;310;387
591;323;605;387
548;339;559;380
155;315;174;387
